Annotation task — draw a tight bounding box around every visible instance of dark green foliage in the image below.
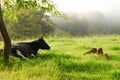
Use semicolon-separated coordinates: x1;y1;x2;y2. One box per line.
4;9;55;39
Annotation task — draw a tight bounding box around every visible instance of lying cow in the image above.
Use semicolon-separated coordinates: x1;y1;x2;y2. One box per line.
1;37;50;60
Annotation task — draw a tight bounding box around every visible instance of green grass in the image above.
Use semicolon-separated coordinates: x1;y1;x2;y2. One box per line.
0;35;120;80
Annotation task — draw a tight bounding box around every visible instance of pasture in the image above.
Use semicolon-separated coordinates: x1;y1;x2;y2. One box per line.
0;35;120;80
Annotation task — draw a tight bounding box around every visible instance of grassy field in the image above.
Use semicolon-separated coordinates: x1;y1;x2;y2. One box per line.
0;35;120;80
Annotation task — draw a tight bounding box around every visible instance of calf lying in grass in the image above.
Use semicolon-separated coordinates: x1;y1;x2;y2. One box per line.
1;37;50;60
84;48;109;59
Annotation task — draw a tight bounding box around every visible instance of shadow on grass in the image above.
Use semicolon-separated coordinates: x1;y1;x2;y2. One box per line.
55;59;112;73
109;55;120;62
0;52;76;71
0;51;119;80
37;52;112;74
110;46;120;51
41;53;114;80
0;57;23;71
112;72;120;80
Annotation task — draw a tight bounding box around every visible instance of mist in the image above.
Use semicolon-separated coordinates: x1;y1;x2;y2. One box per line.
51;0;120;35
52;11;120;36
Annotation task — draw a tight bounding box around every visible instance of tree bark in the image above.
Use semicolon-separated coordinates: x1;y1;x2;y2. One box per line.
0;4;11;62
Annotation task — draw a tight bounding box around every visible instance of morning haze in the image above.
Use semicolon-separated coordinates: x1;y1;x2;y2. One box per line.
51;0;120;35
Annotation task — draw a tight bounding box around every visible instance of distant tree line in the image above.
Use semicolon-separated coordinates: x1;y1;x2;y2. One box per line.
4;11;120;39
54;12;120;36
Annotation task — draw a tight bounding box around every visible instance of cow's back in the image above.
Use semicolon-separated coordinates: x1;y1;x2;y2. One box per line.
12;43;33;57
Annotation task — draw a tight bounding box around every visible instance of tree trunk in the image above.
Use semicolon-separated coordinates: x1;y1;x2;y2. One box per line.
0;4;11;62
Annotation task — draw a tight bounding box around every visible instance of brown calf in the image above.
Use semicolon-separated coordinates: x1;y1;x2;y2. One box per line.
84;48;109;59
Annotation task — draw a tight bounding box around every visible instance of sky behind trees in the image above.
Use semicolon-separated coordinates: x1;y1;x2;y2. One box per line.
52;0;120;14
52;0;120;25
51;0;120;35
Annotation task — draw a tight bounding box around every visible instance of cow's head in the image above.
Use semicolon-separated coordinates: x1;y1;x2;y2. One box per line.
97;48;103;53
36;37;50;50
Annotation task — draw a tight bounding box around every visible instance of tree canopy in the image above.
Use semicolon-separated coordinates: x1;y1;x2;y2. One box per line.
0;0;63;62
2;0;62;18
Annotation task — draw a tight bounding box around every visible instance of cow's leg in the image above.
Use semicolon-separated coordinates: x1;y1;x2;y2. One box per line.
16;50;29;60
31;54;35;57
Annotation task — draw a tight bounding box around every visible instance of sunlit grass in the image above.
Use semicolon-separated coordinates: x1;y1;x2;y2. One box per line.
0;35;120;80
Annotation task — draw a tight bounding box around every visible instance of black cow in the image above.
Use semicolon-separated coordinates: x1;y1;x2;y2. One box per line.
1;37;50;60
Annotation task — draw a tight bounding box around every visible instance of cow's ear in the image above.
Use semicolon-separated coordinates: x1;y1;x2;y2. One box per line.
41;34;45;38
39;34;45;40
39;36;43;40
41;36;43;39
99;48;103;50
